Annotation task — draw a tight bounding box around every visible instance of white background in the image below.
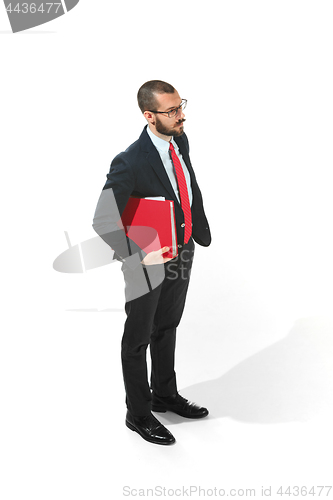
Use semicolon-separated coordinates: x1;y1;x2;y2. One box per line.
1;1;333;499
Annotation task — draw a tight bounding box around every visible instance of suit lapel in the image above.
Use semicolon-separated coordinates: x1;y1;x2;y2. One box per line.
174;135;196;182
140;127;180;204
139;126;197;206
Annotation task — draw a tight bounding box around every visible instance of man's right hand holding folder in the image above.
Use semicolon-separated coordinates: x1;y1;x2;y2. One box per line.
141;246;174;266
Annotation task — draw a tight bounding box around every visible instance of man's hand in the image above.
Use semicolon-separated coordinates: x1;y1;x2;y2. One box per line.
141;247;173;265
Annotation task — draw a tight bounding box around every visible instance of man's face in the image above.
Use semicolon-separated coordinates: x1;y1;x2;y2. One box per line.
151;91;186;138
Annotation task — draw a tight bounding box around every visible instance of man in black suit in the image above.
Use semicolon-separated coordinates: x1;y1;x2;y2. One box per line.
93;81;211;445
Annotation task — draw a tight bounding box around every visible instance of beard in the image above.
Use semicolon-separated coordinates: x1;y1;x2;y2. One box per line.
154;115;186;137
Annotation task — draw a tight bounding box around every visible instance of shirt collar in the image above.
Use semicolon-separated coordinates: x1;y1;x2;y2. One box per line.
146;125;177;154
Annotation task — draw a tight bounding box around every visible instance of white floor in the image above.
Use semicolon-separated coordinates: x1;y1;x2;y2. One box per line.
2;255;333;499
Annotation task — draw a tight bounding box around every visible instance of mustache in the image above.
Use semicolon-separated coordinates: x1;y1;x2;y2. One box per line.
176;119;186;125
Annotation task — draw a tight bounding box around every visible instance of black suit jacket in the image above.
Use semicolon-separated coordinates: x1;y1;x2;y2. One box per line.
93;126;211;268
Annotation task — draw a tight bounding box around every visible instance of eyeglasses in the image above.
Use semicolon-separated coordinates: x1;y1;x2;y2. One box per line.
148;99;187;118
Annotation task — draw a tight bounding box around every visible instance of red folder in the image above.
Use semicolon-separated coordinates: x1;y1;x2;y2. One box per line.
118;197;178;259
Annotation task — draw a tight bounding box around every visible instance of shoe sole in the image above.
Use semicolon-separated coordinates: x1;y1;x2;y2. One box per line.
151;405;209;419
125;420;176;445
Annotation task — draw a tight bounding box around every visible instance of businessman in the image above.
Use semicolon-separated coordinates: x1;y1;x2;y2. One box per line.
93;80;211;445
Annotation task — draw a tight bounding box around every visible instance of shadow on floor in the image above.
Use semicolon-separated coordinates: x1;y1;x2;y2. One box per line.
159;317;333;425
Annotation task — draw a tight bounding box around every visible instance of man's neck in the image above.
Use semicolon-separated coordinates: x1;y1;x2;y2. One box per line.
148;123;172;142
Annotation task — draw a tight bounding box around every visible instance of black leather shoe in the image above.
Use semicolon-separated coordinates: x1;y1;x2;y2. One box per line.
152;392;209;419
125;410;176;445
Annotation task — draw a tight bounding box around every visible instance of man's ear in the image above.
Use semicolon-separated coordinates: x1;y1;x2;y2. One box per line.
143;111;155;124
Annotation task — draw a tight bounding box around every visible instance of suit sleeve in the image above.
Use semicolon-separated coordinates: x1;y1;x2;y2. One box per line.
92;154;147;270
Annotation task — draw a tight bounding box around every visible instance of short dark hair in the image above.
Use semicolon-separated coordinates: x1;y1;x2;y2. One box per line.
137;80;176;113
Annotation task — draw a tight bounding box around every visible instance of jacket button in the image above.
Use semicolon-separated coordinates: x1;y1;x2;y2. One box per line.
181;223;185;227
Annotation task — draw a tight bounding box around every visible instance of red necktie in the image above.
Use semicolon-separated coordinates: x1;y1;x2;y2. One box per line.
169;142;192;244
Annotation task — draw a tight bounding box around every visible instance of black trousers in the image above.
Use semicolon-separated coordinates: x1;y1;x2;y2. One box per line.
120;238;195;416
